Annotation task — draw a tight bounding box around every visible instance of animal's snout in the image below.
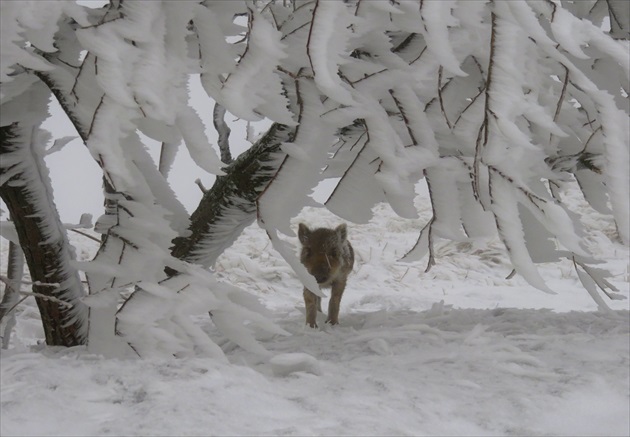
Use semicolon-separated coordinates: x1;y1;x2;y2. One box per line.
314;272;329;284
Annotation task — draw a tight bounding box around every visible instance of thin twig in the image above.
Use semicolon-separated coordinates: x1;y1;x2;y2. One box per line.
305;0;320;73
389;89;418;146
473;12;497;200
438;66;453;129
69;228;101;243
195;179;208;193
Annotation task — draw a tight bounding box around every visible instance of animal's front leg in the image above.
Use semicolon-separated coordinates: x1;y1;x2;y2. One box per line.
303;288;319;328
326;280;346;325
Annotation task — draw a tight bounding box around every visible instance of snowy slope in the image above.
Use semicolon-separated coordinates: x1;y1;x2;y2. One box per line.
1;183;629;436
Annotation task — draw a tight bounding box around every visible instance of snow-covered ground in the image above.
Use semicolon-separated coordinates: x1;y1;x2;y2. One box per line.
1;183;629;436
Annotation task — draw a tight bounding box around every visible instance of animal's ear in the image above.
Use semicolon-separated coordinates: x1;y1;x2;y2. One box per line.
336;223;347;241
298;223;311;244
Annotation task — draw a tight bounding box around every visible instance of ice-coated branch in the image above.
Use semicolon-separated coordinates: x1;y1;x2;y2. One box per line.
170;123;296;268
606;0;630;39
0;119;88;346
389;89;419;146
572;256;625;309
0;240;24;349
213;103;233;164
437;67;453;130
473;12;497;200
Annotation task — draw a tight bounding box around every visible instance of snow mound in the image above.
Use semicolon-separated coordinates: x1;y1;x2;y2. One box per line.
270;352;321;377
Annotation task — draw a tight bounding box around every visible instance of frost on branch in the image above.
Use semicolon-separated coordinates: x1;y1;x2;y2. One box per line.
1;1;293;356
256;0;627;305
1;81;87;345
3;0;627;353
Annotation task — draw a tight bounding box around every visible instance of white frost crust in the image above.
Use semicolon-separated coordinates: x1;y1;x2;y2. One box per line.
599;104;630;245
189;197;258;269
574;170;611;215
0;2;57;82
519;205;562;264
125;133;190;234
326;139;386;224
516;187;589;258
74;26;138;108
176;106;225;174
115;276;228;360
87;196;288;358
135;118;182;144
220;8;293;124
195;4;238;102
360;96;420;219
308;0;356;105
85;97;139;191
575;266;614;313
400;221;431;263
550;7;590;60
257;80;332;236
489;172;555;294
459;180;497;238
509;0;629;245
391;85;440;154
425;166;468;241
418;0;467;77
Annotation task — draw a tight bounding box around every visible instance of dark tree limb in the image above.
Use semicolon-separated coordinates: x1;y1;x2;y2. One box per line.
0;123;87;346
169;123;296;268
0;239;24;349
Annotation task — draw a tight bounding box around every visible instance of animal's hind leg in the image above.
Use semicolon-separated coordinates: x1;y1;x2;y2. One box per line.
303;288;319;328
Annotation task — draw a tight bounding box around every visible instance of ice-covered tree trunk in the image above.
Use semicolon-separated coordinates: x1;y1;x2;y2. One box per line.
0;120;87;346
0;239;24;349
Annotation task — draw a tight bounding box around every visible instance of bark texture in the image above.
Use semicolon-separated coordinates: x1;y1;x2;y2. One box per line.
0;123;87;346
170;122;295;268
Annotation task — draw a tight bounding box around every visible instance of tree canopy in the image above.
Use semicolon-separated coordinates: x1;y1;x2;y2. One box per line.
1;0;628;356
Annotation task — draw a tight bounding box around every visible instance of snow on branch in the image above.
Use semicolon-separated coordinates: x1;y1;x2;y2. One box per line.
4;0;628;354
307;0;355;105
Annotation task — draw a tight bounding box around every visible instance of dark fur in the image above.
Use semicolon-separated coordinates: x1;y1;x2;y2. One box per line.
298;223;354;328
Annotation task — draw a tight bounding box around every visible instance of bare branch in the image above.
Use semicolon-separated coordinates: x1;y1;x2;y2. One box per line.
437;66;453;130
473;12;497;200
68;228;101;243
553;65;570;123
306;0;321;74
389;89;418;146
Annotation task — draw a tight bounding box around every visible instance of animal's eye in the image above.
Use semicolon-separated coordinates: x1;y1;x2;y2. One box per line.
329;249;338;258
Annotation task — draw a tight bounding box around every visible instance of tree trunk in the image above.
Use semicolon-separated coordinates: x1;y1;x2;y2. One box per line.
0;123;87;346
0;239;24;349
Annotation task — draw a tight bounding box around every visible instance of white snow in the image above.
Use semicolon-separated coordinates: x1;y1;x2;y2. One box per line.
1;1;629;435
307;0;356;106
2;182;628;436
417;0;468;77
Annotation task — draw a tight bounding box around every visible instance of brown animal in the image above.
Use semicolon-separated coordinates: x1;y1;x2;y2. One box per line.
298;223;354;328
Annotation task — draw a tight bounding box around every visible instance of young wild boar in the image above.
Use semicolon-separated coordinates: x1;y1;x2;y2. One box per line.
298;223;354;328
